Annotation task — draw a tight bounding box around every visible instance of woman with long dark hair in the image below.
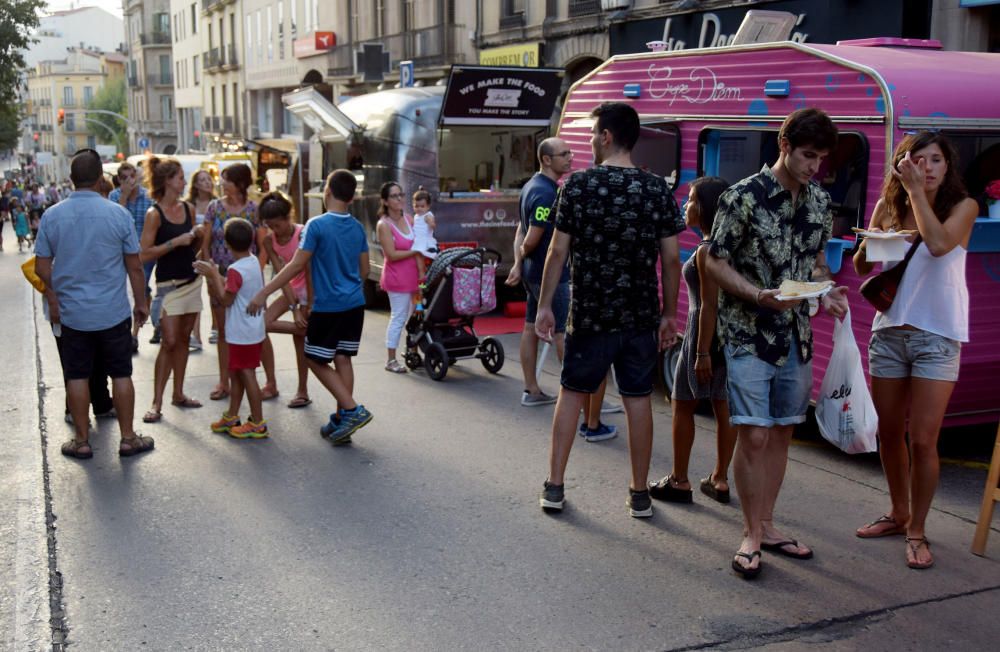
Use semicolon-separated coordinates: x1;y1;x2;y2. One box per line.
139;157;204;422
185;169;217;351
375;181;421;372
649;177;738;505
852;131;978;569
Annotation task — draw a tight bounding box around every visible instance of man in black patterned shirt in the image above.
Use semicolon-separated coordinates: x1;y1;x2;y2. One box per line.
535;102;685;518
705;108;849;579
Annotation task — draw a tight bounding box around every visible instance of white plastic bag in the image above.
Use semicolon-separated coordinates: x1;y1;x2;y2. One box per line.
815;310;879;454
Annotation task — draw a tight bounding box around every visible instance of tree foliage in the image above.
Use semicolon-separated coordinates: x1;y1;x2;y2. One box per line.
0;0;45;150
87;77;129;155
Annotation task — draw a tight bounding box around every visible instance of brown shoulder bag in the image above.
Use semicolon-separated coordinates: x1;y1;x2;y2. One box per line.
858;235;922;312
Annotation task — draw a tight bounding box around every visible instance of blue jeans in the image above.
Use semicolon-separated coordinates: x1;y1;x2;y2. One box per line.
724;334;812;428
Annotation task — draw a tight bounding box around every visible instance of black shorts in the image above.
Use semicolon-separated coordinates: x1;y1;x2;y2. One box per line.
57;318;133;381
304;306;365;363
561;329;658;397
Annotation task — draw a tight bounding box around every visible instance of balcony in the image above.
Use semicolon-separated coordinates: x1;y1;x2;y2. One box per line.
40;124;52;132
223;116;234;133
380;24;467;69
128;75;140;88
61;100;77;108
203;116;221;133
224;44;239;69
39;98;51;106
148;73;174;86
568;0;601;16
139;31;171;46
203;48;222;71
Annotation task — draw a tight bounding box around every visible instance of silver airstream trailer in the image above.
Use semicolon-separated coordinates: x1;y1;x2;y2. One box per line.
283;65;564;298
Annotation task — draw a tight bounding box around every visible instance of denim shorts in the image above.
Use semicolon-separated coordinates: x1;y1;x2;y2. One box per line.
868;328;961;382
524;280;569;334
723;336;812;428
562;329;657;396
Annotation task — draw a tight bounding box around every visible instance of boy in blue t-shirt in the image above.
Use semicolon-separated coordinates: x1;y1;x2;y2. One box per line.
248;170;372;444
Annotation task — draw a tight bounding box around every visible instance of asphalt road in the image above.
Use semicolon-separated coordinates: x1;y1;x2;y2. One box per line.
2;243;999;651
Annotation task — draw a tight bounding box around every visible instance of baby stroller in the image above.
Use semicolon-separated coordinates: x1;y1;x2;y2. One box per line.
403;246;504;381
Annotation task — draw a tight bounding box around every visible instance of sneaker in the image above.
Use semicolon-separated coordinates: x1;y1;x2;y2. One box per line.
581;422;617;442
319;412;341;438
149;327;161;344
328;405;373;445
600;400;624;414
539;481;565;513
208;329;218;344
627;488;654;518
94;407;117;419
521;390;557;407
211;413;241;433
229;419;269;439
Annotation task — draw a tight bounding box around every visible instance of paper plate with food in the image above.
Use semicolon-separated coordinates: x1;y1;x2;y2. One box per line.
850;227;916;240
776;279;835;301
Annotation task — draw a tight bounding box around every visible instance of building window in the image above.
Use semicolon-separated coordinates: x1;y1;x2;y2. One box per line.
375;0;385;37
246;15;253;65
153;12;169;36
83;86;93;104
66;136;76;152
350;0;360;40
221;86;227;120
232;82;239;132
193;55;200;85
87;135;96;148
267;6;273;62
257;11;263;65
501;0;525;28
290;0;296;38
191;3;197;34
62;86;74;106
278;1;284;60
568;0;600;18
65;114;75;132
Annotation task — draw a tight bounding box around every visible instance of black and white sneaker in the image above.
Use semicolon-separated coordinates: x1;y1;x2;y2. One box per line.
627;488;653;518
539;481;565;513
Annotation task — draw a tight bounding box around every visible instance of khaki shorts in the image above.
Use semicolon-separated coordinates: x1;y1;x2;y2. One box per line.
159;277;203;317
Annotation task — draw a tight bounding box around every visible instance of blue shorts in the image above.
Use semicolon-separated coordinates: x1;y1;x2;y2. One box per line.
524;280;569;334
724;335;812;428
562;329;657;396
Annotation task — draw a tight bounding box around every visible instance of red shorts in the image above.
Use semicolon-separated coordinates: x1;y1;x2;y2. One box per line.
228;342;263;370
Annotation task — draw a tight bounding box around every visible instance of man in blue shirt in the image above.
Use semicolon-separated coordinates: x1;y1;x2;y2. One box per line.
248;169;373;446
35;149;154;459
507;138;573;408
109;160;156;349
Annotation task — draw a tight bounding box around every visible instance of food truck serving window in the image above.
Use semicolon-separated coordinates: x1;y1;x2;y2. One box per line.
633;123;681;190
698;128;869;238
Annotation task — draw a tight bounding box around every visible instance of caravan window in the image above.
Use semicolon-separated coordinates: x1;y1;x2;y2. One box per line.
941;131;1000;216
437;126;546;193
698;128;869;238
632;123;680;189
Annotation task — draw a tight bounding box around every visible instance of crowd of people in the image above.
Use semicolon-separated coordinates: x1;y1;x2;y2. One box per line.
13;99;976;579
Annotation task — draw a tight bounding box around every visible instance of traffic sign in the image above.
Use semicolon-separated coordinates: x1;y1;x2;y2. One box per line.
400;60;414;88
138;137;150;149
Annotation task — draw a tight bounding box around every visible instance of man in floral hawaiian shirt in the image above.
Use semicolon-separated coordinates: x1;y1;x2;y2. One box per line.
705;108;849;579
534;102;685;518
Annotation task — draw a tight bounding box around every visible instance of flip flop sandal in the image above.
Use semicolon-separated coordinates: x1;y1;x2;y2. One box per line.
119;434;155;457
287;396;312;409
857;514;906;538
700;476;731;504
61;439;93;459
261;387;280;401
732;551;762;579
209;388;230;401
761;539;814;560
171;397;203;409
905;537;934;570
648;475;693;503
142;410;162;423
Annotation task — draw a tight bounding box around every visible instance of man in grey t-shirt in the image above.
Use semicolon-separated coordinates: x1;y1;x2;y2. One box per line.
35;149;154;459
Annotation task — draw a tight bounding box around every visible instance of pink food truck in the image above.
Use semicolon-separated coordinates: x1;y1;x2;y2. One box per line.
556;38;1000;427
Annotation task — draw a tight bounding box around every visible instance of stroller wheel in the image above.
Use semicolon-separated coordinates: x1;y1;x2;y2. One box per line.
479;337;505;374
404;350;422;370
424;343;449;381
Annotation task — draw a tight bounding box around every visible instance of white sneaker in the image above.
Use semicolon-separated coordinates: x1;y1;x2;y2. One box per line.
600;400;624;414
521;390;557;407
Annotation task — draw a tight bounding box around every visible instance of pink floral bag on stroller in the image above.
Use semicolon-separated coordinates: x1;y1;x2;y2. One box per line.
452;261;498;316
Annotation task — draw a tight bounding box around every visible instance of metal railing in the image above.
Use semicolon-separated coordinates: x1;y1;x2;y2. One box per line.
148;73;174;86
39;99;51;106
203;48;221;70
333;24;466;78
568;0;601;16
223;116;234;133
139;31;171;46
128;75;140;88
225;44;238;68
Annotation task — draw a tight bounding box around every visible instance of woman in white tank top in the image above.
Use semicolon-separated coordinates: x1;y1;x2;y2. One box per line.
852;132;979;570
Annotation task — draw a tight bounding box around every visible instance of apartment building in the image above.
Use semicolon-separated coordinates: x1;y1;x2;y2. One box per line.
171;0;207;153
24;49;127;179
198;0;246;146
123;0;178;154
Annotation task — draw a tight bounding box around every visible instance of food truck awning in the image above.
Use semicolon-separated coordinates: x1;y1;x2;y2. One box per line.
281;87;360;142
439;65;563;127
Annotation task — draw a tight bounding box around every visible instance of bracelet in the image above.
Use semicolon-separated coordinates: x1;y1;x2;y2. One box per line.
695;352;711;358
166;239;175;250
755;289;764;305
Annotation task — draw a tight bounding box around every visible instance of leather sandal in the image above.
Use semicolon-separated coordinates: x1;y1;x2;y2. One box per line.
857;514;906;538
119;434;155;457
61;439;93;459
648;475;693;503
700;475;731;504
905;536;934;570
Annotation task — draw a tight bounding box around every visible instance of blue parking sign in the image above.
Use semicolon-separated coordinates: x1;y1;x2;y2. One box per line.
400;61;414;88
